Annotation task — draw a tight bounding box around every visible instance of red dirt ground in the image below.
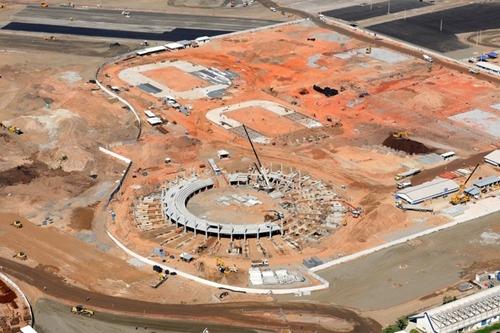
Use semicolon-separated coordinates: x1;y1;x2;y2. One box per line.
142;67;209;91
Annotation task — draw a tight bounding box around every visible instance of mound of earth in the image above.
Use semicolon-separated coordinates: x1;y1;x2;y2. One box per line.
382;135;433;154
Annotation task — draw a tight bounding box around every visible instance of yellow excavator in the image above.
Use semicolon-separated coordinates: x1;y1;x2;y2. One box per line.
13;252;27;260
216;258;238;274
392;131;410;139
450;164;479;205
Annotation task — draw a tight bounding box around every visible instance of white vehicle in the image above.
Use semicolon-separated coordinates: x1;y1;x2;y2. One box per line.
270;7;277;12
397;181;412;189
423;54;433;63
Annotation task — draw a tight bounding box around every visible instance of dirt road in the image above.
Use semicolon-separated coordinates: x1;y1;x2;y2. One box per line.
0;258;381;333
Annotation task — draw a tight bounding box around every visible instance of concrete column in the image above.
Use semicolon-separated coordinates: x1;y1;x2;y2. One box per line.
269;227;272;239
194;224;197;236
205;228;208;239
244;229;247;241
257;227;260;241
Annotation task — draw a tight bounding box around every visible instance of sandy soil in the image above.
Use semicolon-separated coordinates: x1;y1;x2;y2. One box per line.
228;107;304;136
142;67;210;92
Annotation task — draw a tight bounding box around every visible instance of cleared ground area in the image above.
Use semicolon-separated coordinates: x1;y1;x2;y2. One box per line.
368;3;500;53
299;212;500;312
322;0;430;22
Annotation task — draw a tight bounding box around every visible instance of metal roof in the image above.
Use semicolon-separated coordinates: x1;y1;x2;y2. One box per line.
465;186;480;196
411;285;500;333
165;42;184;50
396;178;459;204
485;149;500;166
476;61;500;73
136;45;166;56
473;175;500;188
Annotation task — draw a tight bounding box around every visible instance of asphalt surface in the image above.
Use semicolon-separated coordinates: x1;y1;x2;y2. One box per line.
368;3;500;52
3;23;230;42
322;0;430;22
14;5;280;32
255;0;500;84
0;259;381;333
285;211;500;311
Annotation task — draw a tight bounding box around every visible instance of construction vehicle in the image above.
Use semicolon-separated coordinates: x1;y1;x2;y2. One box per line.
264;210;284;222
44;36;56;41
242;124;273;192
11;220;23;229
332;200;362;221
151;272;168;288
40;2;48;7
1;122;23;135
216;258;238;274
13;252;27;260
366;46;371;54
392;131;410;139
71;305;94;317
450;164;480;205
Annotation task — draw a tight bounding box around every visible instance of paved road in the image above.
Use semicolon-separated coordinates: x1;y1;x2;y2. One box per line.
14;6;280;32
0;258;381;333
255;0;500;83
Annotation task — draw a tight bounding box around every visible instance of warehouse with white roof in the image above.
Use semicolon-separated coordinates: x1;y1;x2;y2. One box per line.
485;149;500;167
408;285;500;333
395;178;459;205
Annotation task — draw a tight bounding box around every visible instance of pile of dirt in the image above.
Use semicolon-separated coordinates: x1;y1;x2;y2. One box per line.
382;135;434;154
70;206;95;230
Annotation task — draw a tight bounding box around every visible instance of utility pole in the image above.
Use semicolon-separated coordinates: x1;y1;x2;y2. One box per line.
439;17;443;32
387;0;391;14
370;0;373;10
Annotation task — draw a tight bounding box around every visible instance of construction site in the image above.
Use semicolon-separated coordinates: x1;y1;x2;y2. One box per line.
0;274;32;333
97;18;500;290
0;0;499;332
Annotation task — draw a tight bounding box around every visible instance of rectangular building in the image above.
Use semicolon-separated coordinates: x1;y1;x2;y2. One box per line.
409;285;500;333
395;178;459;205
485;149;500;167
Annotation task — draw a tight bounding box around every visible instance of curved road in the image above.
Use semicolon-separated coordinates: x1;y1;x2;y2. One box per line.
0;258;381;333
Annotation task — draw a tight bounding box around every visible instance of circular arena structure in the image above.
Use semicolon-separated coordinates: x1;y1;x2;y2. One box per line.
161;178;283;239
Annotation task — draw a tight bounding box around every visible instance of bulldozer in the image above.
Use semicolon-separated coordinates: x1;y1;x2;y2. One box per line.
13;252;27;260
40;2;48;8
392;131;410;139
450;164;479;205
71;305;95;317
11;220;23;228
216;258;238;274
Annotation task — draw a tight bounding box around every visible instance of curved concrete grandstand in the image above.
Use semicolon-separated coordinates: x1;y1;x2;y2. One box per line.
119;60;233;100
161;178;282;239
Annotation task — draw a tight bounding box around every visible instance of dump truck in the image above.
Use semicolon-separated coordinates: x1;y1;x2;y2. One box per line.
71;305;95;317
11;220;23;229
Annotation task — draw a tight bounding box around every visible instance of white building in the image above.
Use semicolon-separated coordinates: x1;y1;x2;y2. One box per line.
476;61;500;75
395;178;459;205
409;285;500;332
485;149;500;167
